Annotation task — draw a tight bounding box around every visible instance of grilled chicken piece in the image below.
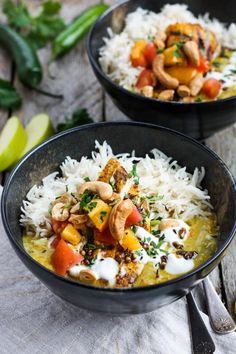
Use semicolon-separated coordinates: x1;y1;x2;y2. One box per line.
166;23;217;60
98;158;120;183
98;158;128;193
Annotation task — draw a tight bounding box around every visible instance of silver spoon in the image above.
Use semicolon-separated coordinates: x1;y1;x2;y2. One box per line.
186;291;215;354
203;277;236;334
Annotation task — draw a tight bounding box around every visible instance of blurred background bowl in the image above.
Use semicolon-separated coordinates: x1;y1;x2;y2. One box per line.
1;122;236;314
87;0;236;140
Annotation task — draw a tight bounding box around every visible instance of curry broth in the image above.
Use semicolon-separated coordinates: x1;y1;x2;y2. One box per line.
23;215;218;287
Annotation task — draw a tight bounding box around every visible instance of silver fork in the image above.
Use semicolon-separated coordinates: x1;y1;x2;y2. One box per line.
203;277;236;334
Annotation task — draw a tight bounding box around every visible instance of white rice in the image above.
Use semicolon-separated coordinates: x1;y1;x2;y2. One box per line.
20;141;212;238
99;4;236;89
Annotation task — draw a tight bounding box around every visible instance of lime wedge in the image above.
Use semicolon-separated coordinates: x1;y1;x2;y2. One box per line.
19;113;54;158
0;116;27;172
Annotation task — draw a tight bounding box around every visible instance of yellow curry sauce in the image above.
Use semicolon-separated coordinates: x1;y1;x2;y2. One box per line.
22;156;218;288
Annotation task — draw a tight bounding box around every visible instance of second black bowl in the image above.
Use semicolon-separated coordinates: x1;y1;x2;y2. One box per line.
1;122;236;314
87;0;236;140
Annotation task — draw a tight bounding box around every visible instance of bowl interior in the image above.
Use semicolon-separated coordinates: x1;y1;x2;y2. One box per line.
3;123;236;262
90;0;236;68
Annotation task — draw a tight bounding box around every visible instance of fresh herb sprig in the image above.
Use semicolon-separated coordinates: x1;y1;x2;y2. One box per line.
3;0;66;49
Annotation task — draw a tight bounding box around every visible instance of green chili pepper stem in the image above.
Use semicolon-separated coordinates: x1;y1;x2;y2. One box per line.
0;24;42;88
52;3;109;59
33;87;63;99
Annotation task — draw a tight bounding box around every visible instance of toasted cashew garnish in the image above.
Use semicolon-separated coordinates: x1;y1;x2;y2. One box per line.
159;219;179;231
177;85;190;97
154;38;165;50
69;214;88;228
153;54;179;89
78;269;97;283
109;199;134;241
78;181;113;201
51;202;69;221
155;30;167;42
158;89;175;101
52;192;77;207
140;85;154;98
183;41;200;67
189;73;204;96
182;96;194;103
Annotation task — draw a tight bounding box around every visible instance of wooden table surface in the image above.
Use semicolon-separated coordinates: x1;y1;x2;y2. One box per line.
0;0;235;318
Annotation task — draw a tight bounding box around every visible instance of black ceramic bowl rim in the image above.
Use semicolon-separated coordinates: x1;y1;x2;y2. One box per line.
87;0;236;108
1;122;236;294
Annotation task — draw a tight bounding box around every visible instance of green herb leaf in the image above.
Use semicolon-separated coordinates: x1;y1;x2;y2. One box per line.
0;79;22;109
87;243;96;250
86;201;97;212
57;109;93;132
3;0;65;49
3;0;31;29
84;176;90;182
100;210;107;222
157;48;164;54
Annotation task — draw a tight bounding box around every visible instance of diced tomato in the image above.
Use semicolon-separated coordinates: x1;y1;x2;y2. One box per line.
201;78;222;99
143;42;157;65
130;40;148;68
51;219;68;234
50;235;61;249
125;206;142;227
51;239;82;276
94;228;116;245
197;57;211;74
136;69;155;89
75;252;84;263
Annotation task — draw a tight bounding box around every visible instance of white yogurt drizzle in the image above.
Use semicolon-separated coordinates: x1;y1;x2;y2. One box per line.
69;253;119;286
134;220;194;275
165;254;194;274
207;50;236;89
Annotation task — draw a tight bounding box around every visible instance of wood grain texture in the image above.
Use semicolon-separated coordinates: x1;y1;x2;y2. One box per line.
13;0;104;127
0;11;13;183
207;127;236;315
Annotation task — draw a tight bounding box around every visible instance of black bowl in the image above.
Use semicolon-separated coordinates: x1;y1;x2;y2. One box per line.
87;0;236;140
1;122;236;314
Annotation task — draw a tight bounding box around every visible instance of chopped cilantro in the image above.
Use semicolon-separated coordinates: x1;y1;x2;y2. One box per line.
100;210;107;222
87;243;96;250
157;48;164;54
64;203;71;209
86;201;97;212
84;176;90;182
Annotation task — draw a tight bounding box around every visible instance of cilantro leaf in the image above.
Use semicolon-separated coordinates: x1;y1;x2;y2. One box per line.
3;0;65;49
3;0;31;29
57;109;93;132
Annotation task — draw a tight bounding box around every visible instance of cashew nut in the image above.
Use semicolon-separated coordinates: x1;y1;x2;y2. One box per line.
153;54;179;89
159;219;179;231
189;73;204;96
69;214;88;228
109;199;134;241
183;41;200;66
155;30;167;42
78;269;97;283
182;96;194;103
78;181;113;201
177;85;190;98
51;202;69;221
154;38;165;50
140;85;154;98
52;192;77;207
158;89;175;101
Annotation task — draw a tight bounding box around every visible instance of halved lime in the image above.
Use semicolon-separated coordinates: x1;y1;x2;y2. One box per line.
0;116;27;172
19;113;54;158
